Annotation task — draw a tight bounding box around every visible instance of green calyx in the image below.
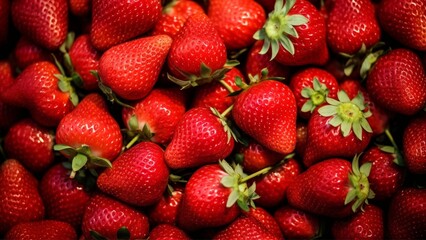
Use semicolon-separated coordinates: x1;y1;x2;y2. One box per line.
345;154;375;212
318;90;373;140
253;0;308;59
211;106;237;144
124;115;155;149
301;77;329;113
90;226;130;240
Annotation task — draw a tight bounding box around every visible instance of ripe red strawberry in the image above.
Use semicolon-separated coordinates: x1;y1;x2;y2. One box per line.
98;35;172;100
11;0;68;50
81;194;150;240
69;0;90;16
274;206;320;239
164;107;235;169
55;93;123;177
254;0;329;66
90;0;161;51
302;90;373;167
232;80;297;155
0;0;9;46
0;61;22;132
243;207;284;239
149;224;190;240
4;119;55;173
289;67;339;119
13;37;51;70
151;0;205;39
5;220;77;240
325;0;381;54
97;142;169;207
366;48;426;115
287;157;375;218
0;159;45;234
149;185;184;226
238;140;284;174
0;61;75;127
403;115;426;175
208;0;266;50
388;188;426;239
332;204;384;240
295;121;308;157
40;164;92;229
378;0;426;51
122;88;186;146
213;216;281;240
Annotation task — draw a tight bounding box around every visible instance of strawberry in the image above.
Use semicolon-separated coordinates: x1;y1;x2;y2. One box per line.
81;194;150;240
0;159;45;234
243;207;284;239
332;204;384;240
366;48;426;115
5;220;77;240
11;0;68;50
151;0;205;39
287;156;375;218
0;61;22;132
289;67;339;119
213;216;281;240
232;80;297;155
403;115;426;175
98;35;172;101
40;164;92;229
122;88;186;146
0;61;75;127
295;121;308;157
90;0;162;51
149;185;184;226
13;37;52;70
0;0;9;46
254;0;329;66
97;142;170;207
148;224;190;240
388;188;426;239
238;140;284;174
378;0;426;51
274;206;320;239
54;93;123;178
302;90;373;167
4;119;55;173
208;0;266;50
325;0;381;55
164;107;235;169
69;0;90;16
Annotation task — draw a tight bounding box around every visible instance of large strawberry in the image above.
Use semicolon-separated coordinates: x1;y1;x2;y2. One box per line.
274;206;320;239
0;61;22;132
90;0;162;51
242;207;284;239
287;156;375;218
98;35;172;101
5;220;77;240
11;0;68;50
403;115;426;175
13;37;52;70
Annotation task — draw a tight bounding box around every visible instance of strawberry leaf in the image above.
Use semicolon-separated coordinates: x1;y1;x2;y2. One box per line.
72;153;88;172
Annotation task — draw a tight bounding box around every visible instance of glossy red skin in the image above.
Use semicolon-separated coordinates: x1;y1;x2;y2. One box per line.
332;204;384;240
243;207;284;239
69;0;90;16
164;107;235;169
253;158;302;208
90;0;161;51
11;0;68;50
213;216;281;240
151;0;205;39
0;61;21;132
97;142;169;207
192;67;245;113
40;164;91;229
388;188;426;239
326;0;381;54
275;0;329;66
82;194;150;240
176;164;240;231
360;146;405;201
5;220;77;240
367;49;426;115
289;67;339;119
99;35;172;100
240;140;284;174
149;224;190;240
208;0;266;50
167;12;227;79
274;206;320;239
378;0;426;51
0;61;74;127
122;88;186;145
233;80;297;155
4;119;54;173
13;37;51;70
403;115;426;175
69;34;101;91
295;121;308;158
0;0;8;46
55;93;123;161
287;158;356;218
0;159;45;234
149;186;184;226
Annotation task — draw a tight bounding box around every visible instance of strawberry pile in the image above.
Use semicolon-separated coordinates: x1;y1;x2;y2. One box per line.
0;0;425;239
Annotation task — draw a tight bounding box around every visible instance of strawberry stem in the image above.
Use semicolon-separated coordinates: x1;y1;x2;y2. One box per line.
240;166;272;183
220;104;234;118
126;134;140;149
385;128;398;151
219;79;235;93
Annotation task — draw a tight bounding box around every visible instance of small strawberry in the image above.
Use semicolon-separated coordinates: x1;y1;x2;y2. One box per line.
287;156;375;218
148;224;190;240
403;115;426;175
11;0;68;50
213;216;281;240
90;0;162;51
274;206;320;239
243;207;284;239
149;185;184;226
5;220;77;240
237;140;284;174
98;35;172;101
69;0;90;16
13;37;52;70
